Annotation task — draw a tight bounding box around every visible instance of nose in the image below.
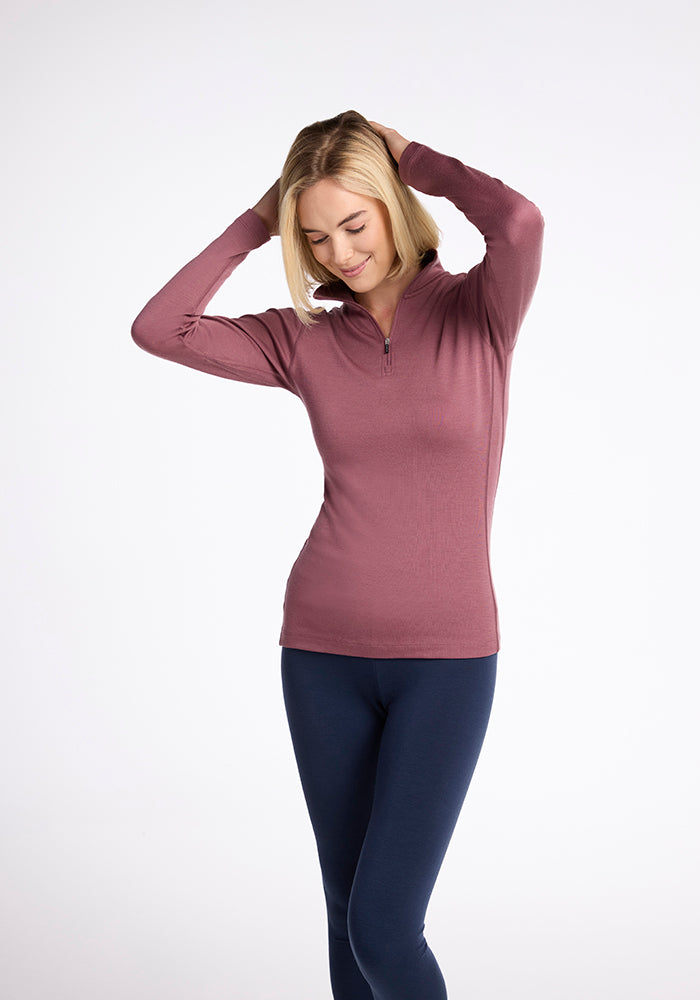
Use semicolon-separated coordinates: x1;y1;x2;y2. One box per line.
332;235;354;268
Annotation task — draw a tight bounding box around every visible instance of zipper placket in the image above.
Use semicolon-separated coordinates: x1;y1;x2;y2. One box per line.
352;293;407;376
366;305;402;376
344;259;428;374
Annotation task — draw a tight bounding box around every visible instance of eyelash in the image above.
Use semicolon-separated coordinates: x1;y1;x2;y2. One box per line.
310;225;366;246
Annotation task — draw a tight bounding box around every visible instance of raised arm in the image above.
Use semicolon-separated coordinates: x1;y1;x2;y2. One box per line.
371;123;544;355
130;192;303;395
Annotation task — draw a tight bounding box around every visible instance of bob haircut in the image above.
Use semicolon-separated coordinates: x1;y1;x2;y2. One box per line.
279;110;441;327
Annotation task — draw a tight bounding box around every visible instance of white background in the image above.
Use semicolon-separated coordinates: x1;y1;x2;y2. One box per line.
2;1;698;997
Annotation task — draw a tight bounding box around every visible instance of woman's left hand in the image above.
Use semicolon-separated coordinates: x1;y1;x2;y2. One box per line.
368;121;411;166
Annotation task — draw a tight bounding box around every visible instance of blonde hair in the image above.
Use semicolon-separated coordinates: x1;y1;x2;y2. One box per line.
279;110;441;326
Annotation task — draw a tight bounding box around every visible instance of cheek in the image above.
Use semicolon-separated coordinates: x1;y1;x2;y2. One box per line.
373;225;391;256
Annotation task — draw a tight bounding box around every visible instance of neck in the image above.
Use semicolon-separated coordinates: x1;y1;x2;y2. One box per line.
353;260;422;319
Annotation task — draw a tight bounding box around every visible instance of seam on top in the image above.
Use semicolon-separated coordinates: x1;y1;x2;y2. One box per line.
182;312;306;394
465;281;495;351
287;313;308;389
179;340;287;387
482;346;500;642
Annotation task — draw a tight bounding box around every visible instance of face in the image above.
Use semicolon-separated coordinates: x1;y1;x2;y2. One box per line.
296;179;398;292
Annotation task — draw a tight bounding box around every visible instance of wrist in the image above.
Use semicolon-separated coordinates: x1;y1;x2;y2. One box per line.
395;137;411;164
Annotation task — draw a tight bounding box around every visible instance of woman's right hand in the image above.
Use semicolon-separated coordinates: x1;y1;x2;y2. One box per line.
252;178;281;237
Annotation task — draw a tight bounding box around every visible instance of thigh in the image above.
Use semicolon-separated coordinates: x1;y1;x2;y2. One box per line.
280;647;387;899
351;654;498;924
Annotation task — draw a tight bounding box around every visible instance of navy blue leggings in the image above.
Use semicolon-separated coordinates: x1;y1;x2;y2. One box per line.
280;646;498;1000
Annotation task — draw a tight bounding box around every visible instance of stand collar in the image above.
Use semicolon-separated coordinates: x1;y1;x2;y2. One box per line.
312;249;443;306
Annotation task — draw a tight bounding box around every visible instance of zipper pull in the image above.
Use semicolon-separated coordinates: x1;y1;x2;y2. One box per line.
384;337;390;354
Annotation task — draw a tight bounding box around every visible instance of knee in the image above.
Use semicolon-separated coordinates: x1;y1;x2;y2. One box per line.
347;891;419;979
347;906;384;976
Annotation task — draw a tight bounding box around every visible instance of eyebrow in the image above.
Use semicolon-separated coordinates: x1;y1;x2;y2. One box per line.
301;210;367;234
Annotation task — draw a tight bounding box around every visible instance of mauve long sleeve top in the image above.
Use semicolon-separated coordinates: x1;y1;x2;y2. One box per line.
131;141;544;658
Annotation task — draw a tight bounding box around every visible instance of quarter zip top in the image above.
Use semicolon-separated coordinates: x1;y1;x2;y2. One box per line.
130;140;544;659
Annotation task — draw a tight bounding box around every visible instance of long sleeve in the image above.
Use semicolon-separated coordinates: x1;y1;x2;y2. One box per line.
398;142;544;354
131;207;304;395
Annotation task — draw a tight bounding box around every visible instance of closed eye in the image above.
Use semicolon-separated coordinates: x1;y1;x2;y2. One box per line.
311;225;366;246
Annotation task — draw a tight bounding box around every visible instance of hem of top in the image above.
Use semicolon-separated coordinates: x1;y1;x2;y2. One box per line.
279;632;500;660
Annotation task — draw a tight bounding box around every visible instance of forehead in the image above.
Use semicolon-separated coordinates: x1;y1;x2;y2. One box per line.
297;178;374;226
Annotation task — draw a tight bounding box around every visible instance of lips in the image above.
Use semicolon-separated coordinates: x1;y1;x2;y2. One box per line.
341;256;371;278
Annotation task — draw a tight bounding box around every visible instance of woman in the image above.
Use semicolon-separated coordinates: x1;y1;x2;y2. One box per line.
131;110;544;1000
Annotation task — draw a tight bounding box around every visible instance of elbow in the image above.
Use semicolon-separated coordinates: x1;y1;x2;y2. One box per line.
505;199;545;248
529;202;545;237
130;318;146;349
131;314;186;363
523;199;545;232
131;312;160;352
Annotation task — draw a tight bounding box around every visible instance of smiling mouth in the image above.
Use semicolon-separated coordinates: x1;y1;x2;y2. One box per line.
341;256;371;277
